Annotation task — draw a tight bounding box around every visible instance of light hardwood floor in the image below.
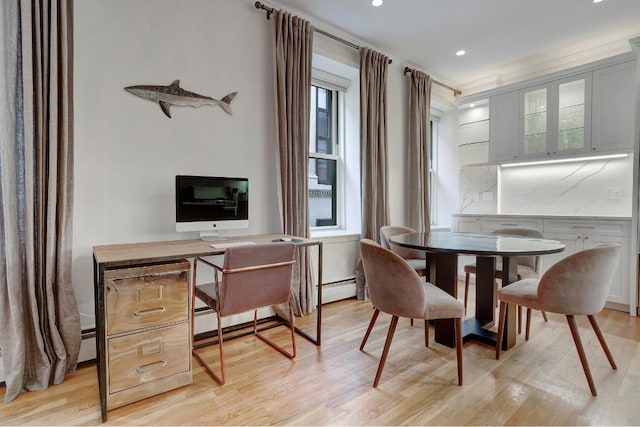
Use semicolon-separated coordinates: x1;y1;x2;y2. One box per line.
2;287;640;426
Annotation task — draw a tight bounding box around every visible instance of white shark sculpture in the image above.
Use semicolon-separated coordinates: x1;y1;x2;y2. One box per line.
125;80;237;118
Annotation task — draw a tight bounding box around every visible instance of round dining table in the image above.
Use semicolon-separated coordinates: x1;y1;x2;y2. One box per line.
390;231;565;350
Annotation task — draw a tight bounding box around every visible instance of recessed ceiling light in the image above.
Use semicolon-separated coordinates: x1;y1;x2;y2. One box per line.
372;0;383;6
593;0;604;3
456;50;466;56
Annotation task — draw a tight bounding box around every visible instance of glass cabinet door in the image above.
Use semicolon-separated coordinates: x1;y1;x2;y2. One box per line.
523;88;547;155
557;79;585;152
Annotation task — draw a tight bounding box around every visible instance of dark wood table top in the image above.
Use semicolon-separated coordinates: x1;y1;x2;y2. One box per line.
389;231;566;256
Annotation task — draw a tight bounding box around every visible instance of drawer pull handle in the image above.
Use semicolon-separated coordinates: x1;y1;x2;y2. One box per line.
571;226;595;229
136;360;167;373
500;223;518;226
134;307;166;317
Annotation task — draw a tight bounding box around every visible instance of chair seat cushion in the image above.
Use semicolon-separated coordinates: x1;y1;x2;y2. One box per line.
464;262;538;280
423;279;465;320
406;258;428;272
497;278;542;310
195;282;220;312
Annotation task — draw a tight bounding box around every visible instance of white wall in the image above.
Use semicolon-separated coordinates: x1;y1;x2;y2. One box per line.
71;0;428;332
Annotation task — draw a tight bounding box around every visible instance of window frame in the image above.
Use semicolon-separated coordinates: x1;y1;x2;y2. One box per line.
308;81;345;230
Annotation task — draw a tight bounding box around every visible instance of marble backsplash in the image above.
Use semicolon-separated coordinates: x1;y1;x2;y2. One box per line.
459;154;633;217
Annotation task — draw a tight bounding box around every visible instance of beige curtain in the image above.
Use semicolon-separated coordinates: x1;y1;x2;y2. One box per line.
408;70;432;232
355;47;390;299
272;10;315;316
0;0;80;402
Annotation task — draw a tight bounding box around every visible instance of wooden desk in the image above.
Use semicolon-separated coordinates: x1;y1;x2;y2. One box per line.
93;234;323;422
389;231;564;350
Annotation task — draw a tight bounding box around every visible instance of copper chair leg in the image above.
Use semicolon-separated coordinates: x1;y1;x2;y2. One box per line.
525;308;532;341
588;314;617;370
455;317;463;386
360;308;380;351
495;301;507;360
192;311;225;385
255;306;296;358
566;315;597;396
373;315;399;387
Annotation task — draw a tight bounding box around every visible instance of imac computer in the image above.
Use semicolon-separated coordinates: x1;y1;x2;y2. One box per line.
175;175;249;240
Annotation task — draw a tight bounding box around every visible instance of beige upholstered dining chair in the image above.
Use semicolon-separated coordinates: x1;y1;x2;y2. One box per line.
495;243;621;396
191;242;296;385
359;239;465;387
379;225;428;276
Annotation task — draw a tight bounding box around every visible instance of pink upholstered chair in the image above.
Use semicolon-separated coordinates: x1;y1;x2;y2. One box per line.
495;243;621;396
359;239;465;387
379;225;427;276
192;242;296;385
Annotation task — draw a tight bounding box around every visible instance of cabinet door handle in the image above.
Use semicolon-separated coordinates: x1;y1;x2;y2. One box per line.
134;307;166;317
136;360;167;373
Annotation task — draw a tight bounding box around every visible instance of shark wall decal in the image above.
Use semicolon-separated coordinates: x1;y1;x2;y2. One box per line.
124;80;238;118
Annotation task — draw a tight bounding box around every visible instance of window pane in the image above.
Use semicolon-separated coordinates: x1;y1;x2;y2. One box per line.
308;158;337;227
317;88;327;109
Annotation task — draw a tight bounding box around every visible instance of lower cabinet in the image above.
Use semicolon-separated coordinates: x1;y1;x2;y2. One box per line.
103;260;192;411
452;215;632;310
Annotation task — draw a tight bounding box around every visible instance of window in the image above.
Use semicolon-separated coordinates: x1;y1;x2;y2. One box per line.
429;119;438;225
309;84;341;228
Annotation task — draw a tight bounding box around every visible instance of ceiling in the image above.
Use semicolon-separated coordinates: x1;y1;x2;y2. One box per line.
271;0;640;93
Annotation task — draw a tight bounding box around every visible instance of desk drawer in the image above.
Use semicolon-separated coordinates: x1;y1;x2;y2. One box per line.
105;261;190;335
543;219;630;236
108;322;190;394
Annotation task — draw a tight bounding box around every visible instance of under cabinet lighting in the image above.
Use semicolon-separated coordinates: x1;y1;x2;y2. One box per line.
501;153;628;168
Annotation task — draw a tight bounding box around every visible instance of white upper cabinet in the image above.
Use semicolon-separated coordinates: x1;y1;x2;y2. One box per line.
592;60;637;153
460;54;636;165
490;91;520;162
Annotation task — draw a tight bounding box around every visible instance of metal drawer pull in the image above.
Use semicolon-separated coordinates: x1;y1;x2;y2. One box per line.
500;223;518;226
136;360;167;373
134;307;166;316
571;225;595;229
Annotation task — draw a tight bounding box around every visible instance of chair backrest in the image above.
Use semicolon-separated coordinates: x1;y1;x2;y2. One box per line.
491;228;543;271
379;225;426;260
218;242;295;317
360;239;426;318
537;243;621;315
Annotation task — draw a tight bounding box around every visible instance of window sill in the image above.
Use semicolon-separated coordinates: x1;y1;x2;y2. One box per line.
310;229;361;241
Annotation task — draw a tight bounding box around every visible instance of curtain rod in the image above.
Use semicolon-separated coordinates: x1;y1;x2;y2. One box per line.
404;66;461;96
254;1;392;64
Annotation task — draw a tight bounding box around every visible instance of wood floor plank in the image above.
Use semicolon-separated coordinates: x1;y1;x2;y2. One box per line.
2;296;640;425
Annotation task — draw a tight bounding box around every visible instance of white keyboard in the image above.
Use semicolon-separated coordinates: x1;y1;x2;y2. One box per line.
210;241;257;249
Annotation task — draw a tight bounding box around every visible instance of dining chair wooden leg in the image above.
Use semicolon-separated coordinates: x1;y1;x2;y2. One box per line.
360;308;380;351
525;308;532;341
424;319;429;348
455;317;463;386
410;319;414;326
495;301;507;360
517;306;522;334
464;273;470;313
541;311;548;322
566;314;597;396
588;314;617;370
373;315;399;387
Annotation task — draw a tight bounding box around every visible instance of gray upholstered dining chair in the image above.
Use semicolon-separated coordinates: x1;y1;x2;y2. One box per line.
463;228;548;330
495;243;621;396
191;242;296;385
380;225;428;276
359;239;465;387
